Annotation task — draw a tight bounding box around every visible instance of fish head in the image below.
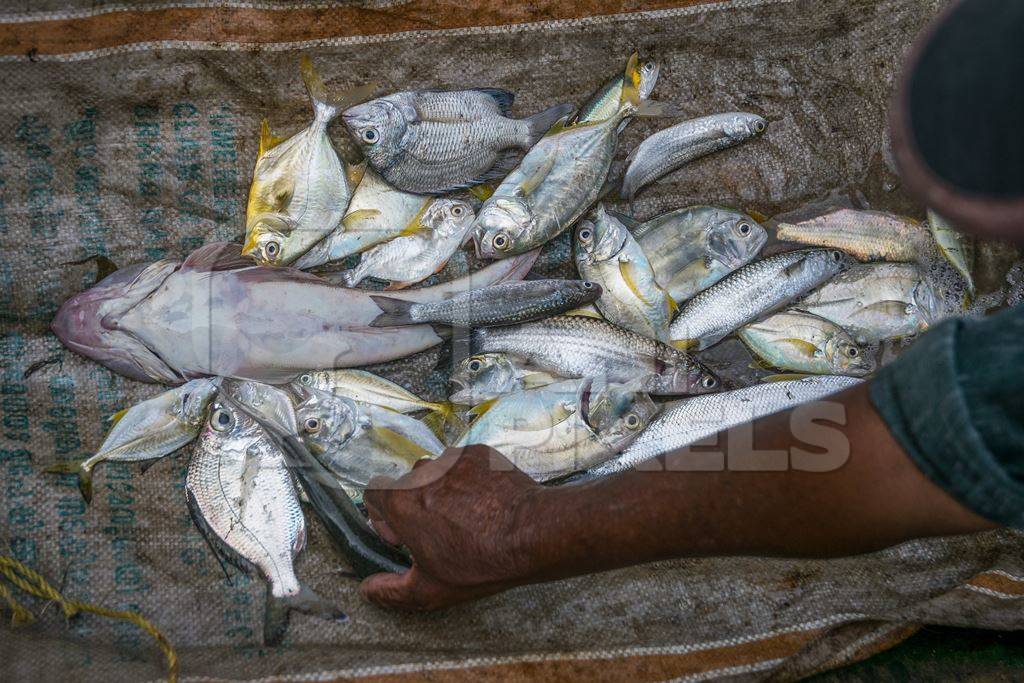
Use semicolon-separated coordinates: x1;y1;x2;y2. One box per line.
824;334;876;377
197;397;269;458
174;377;223;428
293;370;335;394
473;197;533;258
725;113;768;140
706;210;768;269
576;205;627;264
425;198;476;241
292;385;359;456
342;98;407;168
242;213;295;265
638;59;661;101
569;280;603;307
51;259;184;384
653;361;721;395
450;353;517;405
222;379;299;436
582;378;659;449
910;278;943;331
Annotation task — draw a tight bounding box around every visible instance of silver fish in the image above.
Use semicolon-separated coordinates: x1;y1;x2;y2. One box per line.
243;56;375;266
575;204;675;341
470;315;720;396
583;376;862;478
292;386;444;498
449;353;562;405
575;58;661;125
295;368;454;420
669;248;853;351
292;167;435;271
52;242;538;384
339;198;475;288
473;55;648;258
794;262;943;344
186;392;344;646
45;378;220;503
621;112;767;200
455;377;658;481
927;209;975;297
738;311;875;377
369;279;600;328
776;208;935;262
631;205;768;302
343;88;572;194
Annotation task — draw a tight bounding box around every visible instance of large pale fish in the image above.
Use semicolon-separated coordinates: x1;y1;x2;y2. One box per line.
295;368;453;421
339;198;475;288
45;378;220;502
737;311;875;377
794;262;943;344
469;315;720;396
455;377;658;481
575;57;661;125
449;353;562;406
186;391;345;646
369;279;601;328
243;56;375;266
927;209;976;297
776;209;936;263
582;376;862;479
292;167;435;271
630;206;768;302
474;54;654;258
621;112;767;200
669;248;853;351
575;204;675;341
51;242;538;385
342;88;572;194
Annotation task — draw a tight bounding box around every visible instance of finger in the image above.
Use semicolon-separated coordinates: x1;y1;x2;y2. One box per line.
368;516;402;546
359;571;421;610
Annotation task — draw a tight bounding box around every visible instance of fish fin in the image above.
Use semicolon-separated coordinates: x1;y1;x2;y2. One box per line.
762;373;812;383
671;338;699;351
782;254;811;278
468;184;495;201
606;209;640;230
522;371;558;389
666;293;679;316
258;119;288;157
265;583;346;646
776;338;822;358
422;402;464;441
472;87;515;115
44;461;93;504
346;161;366;189
746;209;770;223
515;149;557;197
342;208;383;230
370;426;433;465
635;100;683;118
524;103;576;146
619;258;652;305
542;115;575;138
63;254;120;284
369;295;417;327
107;407;129;427
182;242;255;272
299;55;377;124
384;279;416;291
565;306;603;319
467;397;500;419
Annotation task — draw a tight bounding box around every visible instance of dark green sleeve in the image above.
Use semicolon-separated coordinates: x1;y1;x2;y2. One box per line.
869;304;1024;528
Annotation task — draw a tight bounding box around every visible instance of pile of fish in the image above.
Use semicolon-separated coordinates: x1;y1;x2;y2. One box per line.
46;53;970;643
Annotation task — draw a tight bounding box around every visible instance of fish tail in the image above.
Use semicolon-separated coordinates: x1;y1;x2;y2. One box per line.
299;55;377;125
423;401;464;441
264;583;347;646
368;295;418;327
44;461;94;504
523;103;575;146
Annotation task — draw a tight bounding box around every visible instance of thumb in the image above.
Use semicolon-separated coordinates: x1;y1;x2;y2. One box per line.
359;570;415;608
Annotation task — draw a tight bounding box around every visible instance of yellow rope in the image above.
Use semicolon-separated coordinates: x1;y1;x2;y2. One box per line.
0;555;178;682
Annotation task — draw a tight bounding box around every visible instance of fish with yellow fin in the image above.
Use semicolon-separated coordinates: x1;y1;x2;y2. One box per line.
244;56;376;265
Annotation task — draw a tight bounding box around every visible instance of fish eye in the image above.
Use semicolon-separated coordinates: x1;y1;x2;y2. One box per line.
624;413;642;430
265;241;280;257
467;359;483;373
578;228;593;243
303;417;321;434
361;128;379;143
737;222;751;236
211;407;233;432
831;250;843;262
299;374;312;385
701;375;718;389
452;205;465;217
582;281;595;290
642;61;656;73
754;120;766;133
846;347;859;358
492;233;511;251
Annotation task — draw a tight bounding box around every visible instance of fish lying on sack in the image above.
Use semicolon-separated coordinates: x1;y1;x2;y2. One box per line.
343;87;572;194
574;57;661;125
737;311;875;377
51;242;538;384
775;208;936;263
449;353;563;406
243;56;375;266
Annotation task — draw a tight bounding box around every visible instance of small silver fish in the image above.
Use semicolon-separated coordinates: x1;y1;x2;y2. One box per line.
449;353;562;405
295;369;455;422
927;209;976;297
187;392;345;646
575;204;676;341
794;262;943;344
621;112;767;200
343;88;572;194
583;376;862;478
776;209;935;262
738;311;875;376
455;377;658;481
669;248;853;351
369;279;601;328
292;167;435;271
46;378;220;502
470;315;720;396
339;198;475;288
243;56;375;265
575;58;661;125
631;205;768;302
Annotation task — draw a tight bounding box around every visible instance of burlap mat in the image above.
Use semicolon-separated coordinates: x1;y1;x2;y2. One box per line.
2;1;1022;680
